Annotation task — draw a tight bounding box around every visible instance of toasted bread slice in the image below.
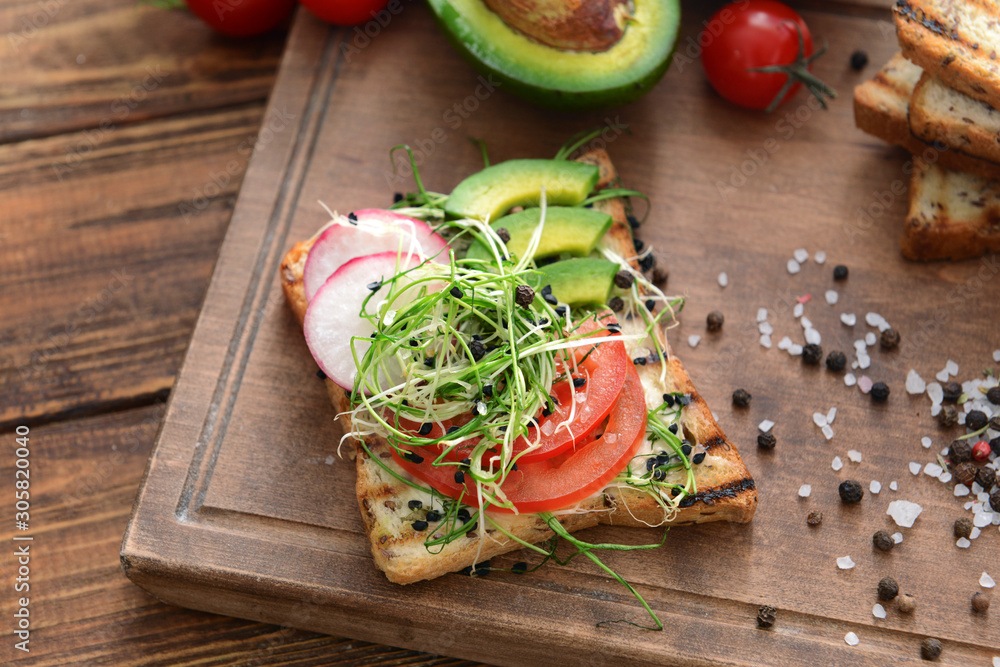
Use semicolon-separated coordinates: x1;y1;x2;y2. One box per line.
894;0;1000;109
854;53;1000;179
910;71;1000;164
280;149;756;584
901;159;1000;260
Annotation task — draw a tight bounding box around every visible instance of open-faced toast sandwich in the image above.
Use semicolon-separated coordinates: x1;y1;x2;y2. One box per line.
280;145;757;595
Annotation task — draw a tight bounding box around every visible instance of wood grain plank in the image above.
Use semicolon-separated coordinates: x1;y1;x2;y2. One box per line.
0;104;282;428
0;0;285;144
0;407;485;666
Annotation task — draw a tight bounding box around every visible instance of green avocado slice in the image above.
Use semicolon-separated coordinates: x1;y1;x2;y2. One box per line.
445;159;599;222
465;207;613;264
534;258;619;307
427;0;681;110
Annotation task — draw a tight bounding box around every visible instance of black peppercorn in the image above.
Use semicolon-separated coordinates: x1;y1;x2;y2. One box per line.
870;381;890;402
953;461;976;486
707;310;725;332
732;388;752;408
608;296;624;312
833;264;849;280
839;479;864;504
987;386;1000;405
849;50;868;71
990;488;1000;513
825;350;847;371
873;530;894;552
991;436;1000;456
942;382;963;403
898;593;916;614
802;343;823;365
974;465;995;492
972;592;991;613
949;440;973;465
756;605;776;628
879;327;901;350
469;339;486;361
515;284;535;307
877;576;899;601
939;404;959;427
954;517;974;539
991;416;1000;432
806;510;822;526
757;432;776;450
613;270;634;289
920;638;942;660
496;227;511;243
965;409;988;431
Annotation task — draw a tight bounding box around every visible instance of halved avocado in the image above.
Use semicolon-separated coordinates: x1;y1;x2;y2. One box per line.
534;258;619;306
465;207;613;263
445;159;599;222
426;0;681;110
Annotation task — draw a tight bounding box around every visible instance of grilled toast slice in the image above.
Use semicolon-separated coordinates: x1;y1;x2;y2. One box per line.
280;149;756;584
901;159;1000;260
893;0;1000;109
853;53;1000;179
910;71;1000;164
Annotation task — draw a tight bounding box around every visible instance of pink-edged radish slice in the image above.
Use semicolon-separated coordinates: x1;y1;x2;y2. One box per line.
305;250;427;390
303;209;448;302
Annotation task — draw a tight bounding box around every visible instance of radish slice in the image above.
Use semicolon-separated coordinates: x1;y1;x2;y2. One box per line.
304;250;428;390
303;209;447;302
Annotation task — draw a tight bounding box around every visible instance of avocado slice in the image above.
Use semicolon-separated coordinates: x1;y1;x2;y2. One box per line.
446;159;599;222
534;258;619;307
427;0;681;110
465;207;613;263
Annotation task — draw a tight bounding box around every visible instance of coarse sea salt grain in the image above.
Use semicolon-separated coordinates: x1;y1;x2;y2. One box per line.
813;412;828;427
865;312;884;327
789;344;803;356
975;513;993;528
787;259;801;275
718;272;728;288
994;350;1000;363
858;354;871;370
825;290;839;305
955;484;971;497
845;632;859;647
854;339;867;351
759;321;774;335
947;360;959;376
971;527;982;540
759;419;775;432
931;404;942;417
814;251;826;264
794;248;809;263
827;407;837;424
760;334;772;349
872;604;886;619
865;332;877;346
939;472;953;483
909;462;921;475
921;436;932;449
805;328;822;346
870;480;882;494
841;313;857;326
798;484;812;498
982;572;996;588
927;382;943;404
848;449;862;462
793;303;804;318
688;334;701;348
757;307;768;322
892;532;903;544
906;370;926;395
887;500;923;527
890;481;898;491
858;376;873;393
837;556;855;570
957;537;972;548
936;368;950;382
845;373;857;387
822;425;834;440
993;657;999;667
832;456;844;471
878;320;891;332
800;316;813;330
778;336;792;350
924;462;943;478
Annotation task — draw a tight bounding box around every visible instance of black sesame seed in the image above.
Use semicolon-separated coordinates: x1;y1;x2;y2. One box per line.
511;561;528;574
454;470;465;484
646;457;657;471
849;50;868;71
606;322;622;334
347;212;358;222
461;561;491;577
418;423;432;436
457;508;471;522
407;500;422;510
645;299;655;311
460;458;471;466
411;520;428;531
681;443;692;457
542;407;552;417
482;384;493;397
402;451;424;464
541;284;552;295
572;377;587;388
424;356;435;367
450;286;464;299
409;339;418;347
663;393;675;407
555;306;568;316
393;192;404;203
543;292;559;305
426;511;441;522
367;280;382;292
512;462;517;471
446;426;459;435
316;369;327;380
692;452;706;464
678;496;697;508
626;215;640;229
668;423;679;434
652;469;666;481
633;238;645;252
633;357;647;366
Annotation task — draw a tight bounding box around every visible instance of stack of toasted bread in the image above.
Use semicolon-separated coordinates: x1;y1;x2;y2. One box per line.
853;1;1000;261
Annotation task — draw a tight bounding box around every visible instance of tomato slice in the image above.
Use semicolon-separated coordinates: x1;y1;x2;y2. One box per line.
511;314;627;463
483;363;646;513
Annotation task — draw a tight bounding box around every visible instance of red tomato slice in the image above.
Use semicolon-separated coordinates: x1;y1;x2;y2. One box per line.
391;442;467;502
511;315;627;463
483;363;646;513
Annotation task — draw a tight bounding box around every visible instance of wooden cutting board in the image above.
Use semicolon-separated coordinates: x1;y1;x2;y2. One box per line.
122;2;1000;664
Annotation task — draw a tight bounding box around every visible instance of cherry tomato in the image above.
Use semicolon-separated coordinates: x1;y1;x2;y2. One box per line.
183;0;295;37
701;1;830;111
299;0;392;27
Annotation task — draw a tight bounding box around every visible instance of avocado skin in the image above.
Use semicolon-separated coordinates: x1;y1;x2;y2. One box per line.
466;207;613;263
445;159;599;222
534;258;619;306
426;0;681;111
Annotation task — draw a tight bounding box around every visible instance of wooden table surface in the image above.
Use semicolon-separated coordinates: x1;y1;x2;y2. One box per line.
0;1;480;664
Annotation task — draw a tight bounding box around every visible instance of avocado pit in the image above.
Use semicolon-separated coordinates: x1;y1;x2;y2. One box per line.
482;0;630;52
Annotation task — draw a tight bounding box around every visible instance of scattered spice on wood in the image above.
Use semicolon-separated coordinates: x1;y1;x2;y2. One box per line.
873;530;894;552
802;343;823;365
833;264;849;280
850;50;868;71
898;593;916;614
807;510;823;526
953;517;973;539
870;382;890;402
942;382;963;403
971;592;991;613
756;605;776;628
987;386;1000;405
920;638;942;660
706;310;725;332
952;462;976;486
938;405;959;427
732;388;751;408
877;576;899;601
839;480;864;504
949;440;972;465
879;328;901;350
757;433;776;450
825;350;847;371
965;410;988;431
